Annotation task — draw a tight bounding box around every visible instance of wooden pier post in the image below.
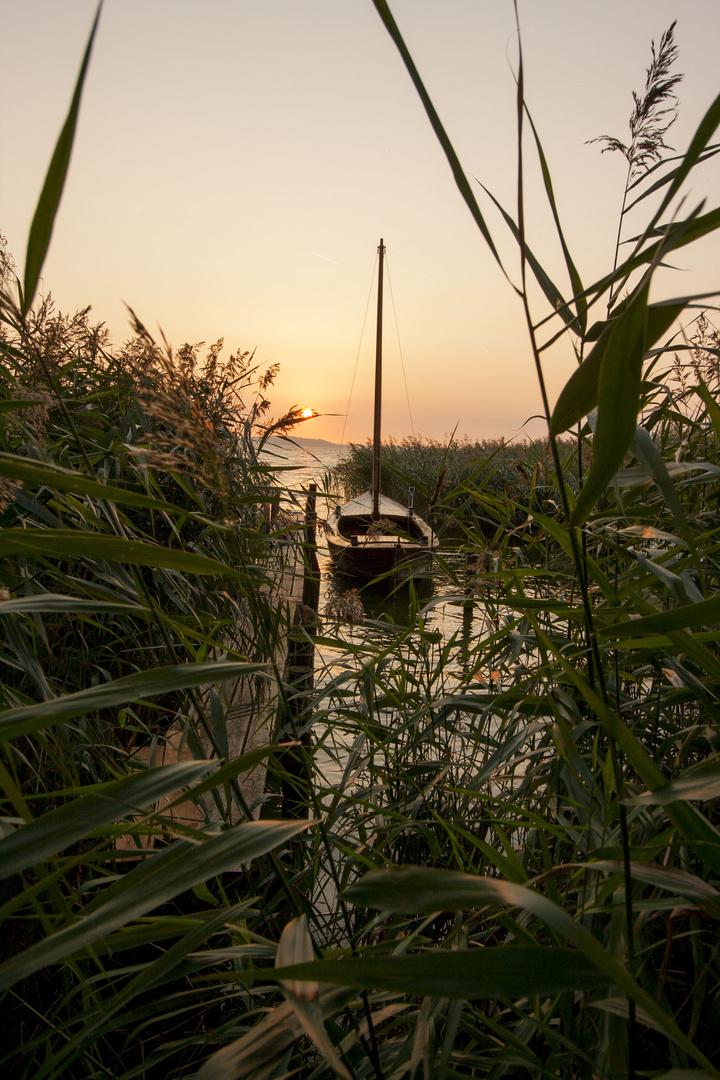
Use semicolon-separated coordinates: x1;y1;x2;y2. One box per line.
278;484;319;819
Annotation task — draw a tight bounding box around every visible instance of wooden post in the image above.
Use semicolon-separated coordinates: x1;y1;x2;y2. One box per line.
372;239;385;520
302;484;320;610
461;550;475;667
279;484;318;819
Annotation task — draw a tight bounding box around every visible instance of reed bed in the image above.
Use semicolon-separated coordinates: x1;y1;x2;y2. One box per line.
2;6;720;1079
333;435;585;534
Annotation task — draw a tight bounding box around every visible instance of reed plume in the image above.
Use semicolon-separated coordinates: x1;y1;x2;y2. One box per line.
589;21;682;178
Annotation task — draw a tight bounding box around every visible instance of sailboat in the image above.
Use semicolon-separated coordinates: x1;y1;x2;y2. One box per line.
326;239;438;579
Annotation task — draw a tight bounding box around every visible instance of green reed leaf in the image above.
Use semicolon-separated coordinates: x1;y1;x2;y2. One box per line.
274;946;611;999
632;206;720;247
195;986;357;1080
585;861;720;917
663;626;720;683
22;5;102;314
587;211;720;310
344;867;717;1071
569;284;650;527
0;593;143;615
0;452;185;513
370;0;514;289
650;91;720;229
0;661;267;741
476;182;573;329
630;425;693;541
0;762;216;877
524;106;587;335
36;900;257;1080
550;300;685;436
695;377;720;442
600;596;720;639
651;1072;717;1080
0;820;308;991
0;399;48;414
591;997;676;1037
0;529;241;577
534;623;720;876
634;760;720;809
624;144;720;210
275;916;352;1080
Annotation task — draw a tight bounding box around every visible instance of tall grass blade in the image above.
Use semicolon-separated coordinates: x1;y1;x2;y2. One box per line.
22;5;101;314
0;452;185;513
0;820;308;990
369;0;515;289
0;762;216;876
273;946;612;997
0;529;245;577
0;661;267;740
344;868;719;1071
550;300;685;436
570;284;650;526
275;916;352;1080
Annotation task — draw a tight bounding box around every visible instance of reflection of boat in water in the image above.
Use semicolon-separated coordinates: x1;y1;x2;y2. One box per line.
327;239;438;580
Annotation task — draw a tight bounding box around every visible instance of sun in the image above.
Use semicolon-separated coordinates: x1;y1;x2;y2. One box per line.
300;407;315;418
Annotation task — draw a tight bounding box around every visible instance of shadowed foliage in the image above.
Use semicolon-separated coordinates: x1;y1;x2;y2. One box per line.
3;6;720;1079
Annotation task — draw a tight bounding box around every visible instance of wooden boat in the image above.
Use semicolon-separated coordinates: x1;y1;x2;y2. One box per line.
327;239;438;579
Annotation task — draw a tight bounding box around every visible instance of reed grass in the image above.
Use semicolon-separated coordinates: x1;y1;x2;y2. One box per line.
3;5;720;1079
333;434;586;533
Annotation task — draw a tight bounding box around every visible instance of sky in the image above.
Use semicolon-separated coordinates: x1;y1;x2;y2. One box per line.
2;1;720;445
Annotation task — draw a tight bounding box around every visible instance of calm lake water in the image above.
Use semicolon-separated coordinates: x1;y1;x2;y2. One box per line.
260;435;494;643
262;439;500;917
262;436;497;734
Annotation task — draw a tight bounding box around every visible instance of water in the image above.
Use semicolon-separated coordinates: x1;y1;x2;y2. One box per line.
261;439;498;746
261;439;509;922
259;436;342;507
260;432;500;643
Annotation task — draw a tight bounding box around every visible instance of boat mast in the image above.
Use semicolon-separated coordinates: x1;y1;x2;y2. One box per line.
372;238;385;519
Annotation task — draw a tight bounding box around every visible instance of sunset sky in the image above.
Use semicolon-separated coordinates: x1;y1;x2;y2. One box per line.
3;1;719;445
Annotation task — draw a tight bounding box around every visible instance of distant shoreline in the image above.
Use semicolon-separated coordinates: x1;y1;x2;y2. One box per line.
262;435;343;451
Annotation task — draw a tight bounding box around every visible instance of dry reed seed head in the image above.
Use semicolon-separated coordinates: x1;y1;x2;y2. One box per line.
0;476;23;511
465;549;502;593
132;345;235;487
366;517;396;536
23;299;111;380
588;21;682;177
259;364;280;392
272;509;303;534
0;230;12;279
690;314;720;388
298;602;321;629
466;551;490;574
324;589;364;626
9;383;52;435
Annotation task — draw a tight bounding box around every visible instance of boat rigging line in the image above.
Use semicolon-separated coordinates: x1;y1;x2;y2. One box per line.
384;252;416;439
339;245;416;451
339;251;377;453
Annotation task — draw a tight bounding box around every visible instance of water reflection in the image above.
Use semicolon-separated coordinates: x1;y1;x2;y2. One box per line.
326;562;435;626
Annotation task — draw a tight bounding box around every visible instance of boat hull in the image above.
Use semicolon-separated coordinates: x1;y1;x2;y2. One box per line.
326;491;437;580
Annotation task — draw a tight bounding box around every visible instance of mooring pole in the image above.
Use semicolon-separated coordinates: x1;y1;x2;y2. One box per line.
279;484;319;819
302;484;319;610
372;239;385;520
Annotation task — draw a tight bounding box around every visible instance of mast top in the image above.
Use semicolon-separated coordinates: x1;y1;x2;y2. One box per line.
378;238;385;255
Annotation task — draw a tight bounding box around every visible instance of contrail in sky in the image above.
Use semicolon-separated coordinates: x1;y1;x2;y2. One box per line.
312;252;339;263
